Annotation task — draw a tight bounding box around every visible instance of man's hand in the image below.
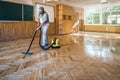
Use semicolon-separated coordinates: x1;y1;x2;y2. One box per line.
36;26;41;31
37;18;40;27
37;23;40;27
36;22;45;31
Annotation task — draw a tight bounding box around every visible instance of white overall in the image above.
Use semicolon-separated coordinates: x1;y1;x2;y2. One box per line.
39;13;49;46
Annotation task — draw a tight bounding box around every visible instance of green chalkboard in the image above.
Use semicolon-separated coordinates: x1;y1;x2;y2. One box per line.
24;5;33;21
0;1;22;21
0;1;33;21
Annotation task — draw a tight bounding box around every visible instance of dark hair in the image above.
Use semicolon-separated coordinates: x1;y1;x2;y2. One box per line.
39;7;44;10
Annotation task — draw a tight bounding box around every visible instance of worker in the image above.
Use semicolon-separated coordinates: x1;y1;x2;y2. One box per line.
36;7;49;48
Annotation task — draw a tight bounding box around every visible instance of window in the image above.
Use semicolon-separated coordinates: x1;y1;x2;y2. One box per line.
102;12;110;24
85;13;92;24
111;12;120;24
85;8;100;25
93;13;100;24
85;6;120;25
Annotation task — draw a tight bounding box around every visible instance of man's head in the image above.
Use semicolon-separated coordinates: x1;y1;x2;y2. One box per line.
39;7;44;14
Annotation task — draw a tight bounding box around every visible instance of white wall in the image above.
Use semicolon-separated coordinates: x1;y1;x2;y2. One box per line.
83;1;120;8
35;4;55;22
1;0;49;5
1;0;33;5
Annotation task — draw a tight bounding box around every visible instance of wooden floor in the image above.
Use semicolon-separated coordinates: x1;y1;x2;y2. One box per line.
0;32;120;80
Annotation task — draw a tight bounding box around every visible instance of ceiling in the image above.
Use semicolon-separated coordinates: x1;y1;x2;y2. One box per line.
45;0;120;8
2;0;119;8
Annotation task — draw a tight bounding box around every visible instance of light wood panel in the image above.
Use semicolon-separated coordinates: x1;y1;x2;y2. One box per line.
85;25;106;32
0;22;36;42
0;22;56;42
85;25;120;33
80;19;85;31
48;22;56;35
56;4;80;34
107;26;120;33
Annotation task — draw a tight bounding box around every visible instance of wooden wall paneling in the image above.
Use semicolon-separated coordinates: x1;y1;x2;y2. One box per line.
107;26;120;33
84;25;120;33
0;24;1;42
0;23;2;42
85;25;106;32
80;20;85;31
0;22;35;42
56;4;80;34
0;22;56;42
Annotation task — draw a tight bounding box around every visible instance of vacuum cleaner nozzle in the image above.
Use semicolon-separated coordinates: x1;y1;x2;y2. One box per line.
21;52;33;55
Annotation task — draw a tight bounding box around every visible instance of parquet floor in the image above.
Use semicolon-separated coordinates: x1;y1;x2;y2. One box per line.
0;32;120;80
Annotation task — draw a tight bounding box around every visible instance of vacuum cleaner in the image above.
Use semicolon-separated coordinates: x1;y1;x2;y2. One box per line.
39;37;60;50
21;27;60;58
38;29;60;50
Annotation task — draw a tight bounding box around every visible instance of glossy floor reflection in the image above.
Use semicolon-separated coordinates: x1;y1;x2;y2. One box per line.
71;32;120;61
0;32;120;80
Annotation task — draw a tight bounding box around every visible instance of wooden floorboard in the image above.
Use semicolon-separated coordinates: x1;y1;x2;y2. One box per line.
0;32;120;80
